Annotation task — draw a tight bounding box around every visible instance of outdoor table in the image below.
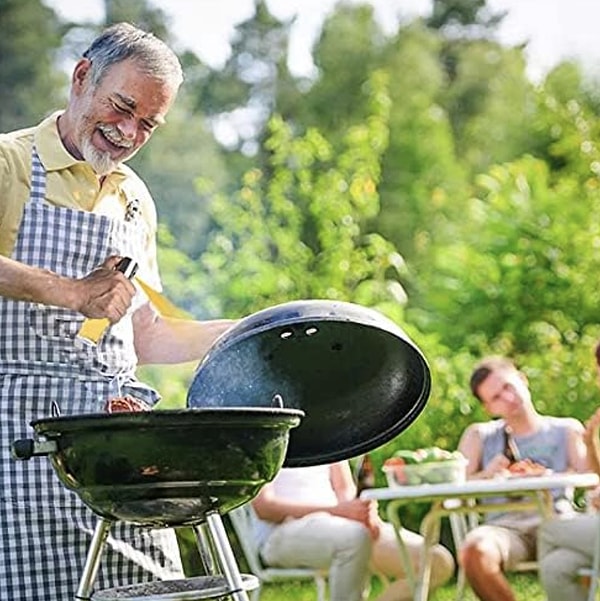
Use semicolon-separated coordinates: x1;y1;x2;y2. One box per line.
361;471;600;601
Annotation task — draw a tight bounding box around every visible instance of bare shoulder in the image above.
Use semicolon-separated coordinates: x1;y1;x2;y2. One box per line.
460;422;485;440
555;416;585;434
458;422;485;451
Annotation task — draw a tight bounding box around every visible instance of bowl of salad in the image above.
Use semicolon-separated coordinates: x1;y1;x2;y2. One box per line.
383;447;467;487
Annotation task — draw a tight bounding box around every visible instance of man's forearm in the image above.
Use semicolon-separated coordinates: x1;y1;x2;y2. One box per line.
0;254;77;308
133;304;237;365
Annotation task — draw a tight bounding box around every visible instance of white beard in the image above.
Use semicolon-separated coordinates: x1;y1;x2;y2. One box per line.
80;136;119;176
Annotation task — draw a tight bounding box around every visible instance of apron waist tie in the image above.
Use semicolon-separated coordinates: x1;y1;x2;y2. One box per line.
0;359;135;381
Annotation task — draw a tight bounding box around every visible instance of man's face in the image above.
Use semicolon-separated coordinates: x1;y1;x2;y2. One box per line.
476;368;531;417
70;58;176;175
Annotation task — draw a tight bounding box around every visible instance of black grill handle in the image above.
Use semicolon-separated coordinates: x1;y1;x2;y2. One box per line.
11;438;57;460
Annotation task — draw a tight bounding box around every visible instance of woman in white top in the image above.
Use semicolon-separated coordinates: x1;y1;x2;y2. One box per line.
252;461;454;601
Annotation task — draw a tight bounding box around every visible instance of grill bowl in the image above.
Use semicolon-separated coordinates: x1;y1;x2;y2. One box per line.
27;407;303;526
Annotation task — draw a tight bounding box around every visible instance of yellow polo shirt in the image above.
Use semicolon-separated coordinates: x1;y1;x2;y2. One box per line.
0;111;161;288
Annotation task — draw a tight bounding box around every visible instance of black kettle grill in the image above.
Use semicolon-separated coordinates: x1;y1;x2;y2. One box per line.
12;300;431;600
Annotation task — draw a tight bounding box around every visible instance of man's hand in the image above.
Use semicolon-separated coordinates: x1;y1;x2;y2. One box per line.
0;254;135;322
73;256;137;323
480;453;511;478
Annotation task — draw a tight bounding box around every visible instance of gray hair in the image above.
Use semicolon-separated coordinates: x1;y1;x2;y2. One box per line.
82;22;183;91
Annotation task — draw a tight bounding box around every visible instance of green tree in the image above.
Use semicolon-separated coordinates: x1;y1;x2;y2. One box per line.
104;0;171;38
426;0;505;31
273;4;535;267
192;0;293;155
375;23;468;266
197;71;408;323
289;3;385;138
443;39;538;174
531;63;600;180
0;0;66;131
413;154;600;352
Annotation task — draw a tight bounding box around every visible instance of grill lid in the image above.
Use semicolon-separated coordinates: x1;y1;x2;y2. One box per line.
187;300;431;467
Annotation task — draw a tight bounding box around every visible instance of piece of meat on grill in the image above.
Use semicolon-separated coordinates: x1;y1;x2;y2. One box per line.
105;395;151;413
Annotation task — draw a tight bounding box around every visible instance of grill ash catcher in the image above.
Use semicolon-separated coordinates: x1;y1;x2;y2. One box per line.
12;300;432;600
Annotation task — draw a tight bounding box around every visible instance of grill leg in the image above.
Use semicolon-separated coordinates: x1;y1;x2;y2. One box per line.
205;510;250;601
75;517;112;600
193;522;219;575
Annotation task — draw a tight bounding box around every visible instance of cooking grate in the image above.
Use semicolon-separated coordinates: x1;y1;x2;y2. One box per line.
92;574;259;600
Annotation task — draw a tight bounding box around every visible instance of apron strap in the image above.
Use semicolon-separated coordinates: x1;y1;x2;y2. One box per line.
30;146;46;204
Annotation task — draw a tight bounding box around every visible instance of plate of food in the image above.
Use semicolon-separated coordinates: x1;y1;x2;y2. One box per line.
505;458;550;477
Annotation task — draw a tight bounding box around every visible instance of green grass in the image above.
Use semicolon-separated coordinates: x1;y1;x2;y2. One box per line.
252;572;547;600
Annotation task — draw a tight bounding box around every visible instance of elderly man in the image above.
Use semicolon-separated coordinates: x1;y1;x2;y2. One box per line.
0;23;235;601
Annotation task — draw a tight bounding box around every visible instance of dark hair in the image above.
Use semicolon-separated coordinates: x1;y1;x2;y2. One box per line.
470;356;518;401
595;341;600;367
82;22;183;90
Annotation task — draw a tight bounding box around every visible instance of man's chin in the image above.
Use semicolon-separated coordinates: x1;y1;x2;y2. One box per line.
83;149;119;175
91;158;120;176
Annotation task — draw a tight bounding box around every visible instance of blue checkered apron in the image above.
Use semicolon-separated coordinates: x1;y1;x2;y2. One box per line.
0;149;184;600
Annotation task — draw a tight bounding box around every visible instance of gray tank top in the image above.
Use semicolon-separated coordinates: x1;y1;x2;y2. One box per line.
480;416;571;473
479;416;577;519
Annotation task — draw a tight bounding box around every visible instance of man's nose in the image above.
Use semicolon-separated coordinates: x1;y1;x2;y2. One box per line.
117;117;137;139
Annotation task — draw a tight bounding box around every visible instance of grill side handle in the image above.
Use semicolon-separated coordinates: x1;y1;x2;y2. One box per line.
11;438;57;460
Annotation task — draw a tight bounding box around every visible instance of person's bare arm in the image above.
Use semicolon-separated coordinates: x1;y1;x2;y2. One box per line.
132;302;237;364
0;254;136;322
583;409;600;475
252;470;376;530
458;423;510;479
330;461;380;537
330;461;357;503
252;481;337;523
565;419;589;472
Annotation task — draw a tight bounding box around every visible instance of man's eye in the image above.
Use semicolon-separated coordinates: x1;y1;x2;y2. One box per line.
111;100;156;132
112;101;130;114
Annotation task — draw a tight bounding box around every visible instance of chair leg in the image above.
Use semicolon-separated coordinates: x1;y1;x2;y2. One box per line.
315;575;327;601
587;572;598;601
250;583;261;601
454;566;466;601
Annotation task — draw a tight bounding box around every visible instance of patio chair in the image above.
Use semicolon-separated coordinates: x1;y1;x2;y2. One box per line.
228;503;329;601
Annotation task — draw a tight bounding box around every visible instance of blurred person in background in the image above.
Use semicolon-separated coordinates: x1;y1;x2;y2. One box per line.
538;341;600;601
0;22;235;601
457;356;589;601
251;461;455;601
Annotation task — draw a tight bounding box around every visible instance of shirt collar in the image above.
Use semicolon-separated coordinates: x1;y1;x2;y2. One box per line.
34;111;128;181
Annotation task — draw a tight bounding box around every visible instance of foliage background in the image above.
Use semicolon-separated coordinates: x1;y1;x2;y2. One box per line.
4;0;600;568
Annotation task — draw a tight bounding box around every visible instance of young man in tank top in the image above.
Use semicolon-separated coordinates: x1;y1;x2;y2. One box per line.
457;355;589;601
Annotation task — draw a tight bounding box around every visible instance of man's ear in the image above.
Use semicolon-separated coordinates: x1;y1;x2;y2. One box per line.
72;58;93;94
